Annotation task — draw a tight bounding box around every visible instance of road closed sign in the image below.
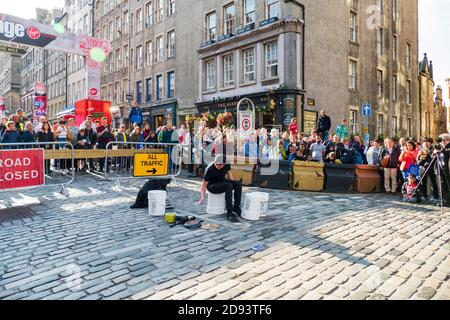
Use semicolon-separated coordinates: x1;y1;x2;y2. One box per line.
0;149;45;190
133;154;169;177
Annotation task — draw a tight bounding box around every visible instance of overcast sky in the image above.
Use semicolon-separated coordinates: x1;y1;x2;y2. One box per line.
1;0;449;102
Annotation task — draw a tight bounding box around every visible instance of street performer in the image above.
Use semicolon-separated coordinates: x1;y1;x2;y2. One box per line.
198;155;242;223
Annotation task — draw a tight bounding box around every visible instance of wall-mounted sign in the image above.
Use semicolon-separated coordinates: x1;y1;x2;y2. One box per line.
283;98;295;128
304;111;318;134
307;98;315;107
0;45;26;54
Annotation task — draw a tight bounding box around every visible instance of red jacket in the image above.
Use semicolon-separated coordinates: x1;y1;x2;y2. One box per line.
289;123;298;136
399;149;418;170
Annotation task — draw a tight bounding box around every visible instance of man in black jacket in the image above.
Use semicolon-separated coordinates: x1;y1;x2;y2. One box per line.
438;134;450;205
317;110;331;142
379;138;401;194
418;138;439;202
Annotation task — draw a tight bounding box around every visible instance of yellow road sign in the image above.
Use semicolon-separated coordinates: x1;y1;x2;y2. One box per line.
133;154;169;177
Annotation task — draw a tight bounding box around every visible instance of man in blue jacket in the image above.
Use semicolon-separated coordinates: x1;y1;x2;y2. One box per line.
128;100;143;127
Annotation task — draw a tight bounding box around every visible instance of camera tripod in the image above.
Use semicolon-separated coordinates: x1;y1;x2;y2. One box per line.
409;153;449;212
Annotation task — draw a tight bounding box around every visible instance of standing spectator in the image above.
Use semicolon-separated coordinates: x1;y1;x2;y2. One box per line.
418;138;439;202
336;119;350;140
317;110;331;142
37;122;54;173
34;116;47;133
16;109;26;128
366;139;381;165
80;115;97;133
22;122;36;143
282;131;291;153
399;140;419;180
0;116;8;137
310;135;326;163
128;100;143;127
288;118;298;136
55;120;68;148
162;123;178;144
379;138;401;194
67;118;79;147
399;138;407;152
1;121;21;146
142;123;151;141
97;117;114;172
351;136;366;164
130;126;144;149
10;114;24;134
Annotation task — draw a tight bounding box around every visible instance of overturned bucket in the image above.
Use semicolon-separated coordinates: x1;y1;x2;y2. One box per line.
148;190;167;216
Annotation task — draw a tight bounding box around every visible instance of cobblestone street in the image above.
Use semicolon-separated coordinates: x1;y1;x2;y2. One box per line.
0;176;449;300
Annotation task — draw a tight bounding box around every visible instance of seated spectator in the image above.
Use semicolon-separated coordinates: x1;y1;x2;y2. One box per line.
366;139;382;165
277;140;287;160
402;174;421;203
287;144;299;163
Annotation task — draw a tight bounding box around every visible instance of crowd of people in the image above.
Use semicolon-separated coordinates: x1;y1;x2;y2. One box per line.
2;103;450;206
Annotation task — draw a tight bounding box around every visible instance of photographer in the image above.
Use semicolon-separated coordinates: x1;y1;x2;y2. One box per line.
97;117;114;173
417;138;439;203
438;134;450;205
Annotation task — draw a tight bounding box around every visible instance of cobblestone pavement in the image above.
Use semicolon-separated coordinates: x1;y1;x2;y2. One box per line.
0;175;449;300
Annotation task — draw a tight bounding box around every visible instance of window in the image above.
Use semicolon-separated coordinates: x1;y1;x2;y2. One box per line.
348;60;357;90
243;48;255;83
146;78;152;102
406;43;411;68
168;71;175;98
124;45;129;66
206;60;216;90
136;81;142;104
130;13;134;35
115;48;121;70
393;34;397;61
244;0;256;26
156;75;163;100
376;0;383;13
124;11;129;33
265;41;278;79
223;3;235;35
349;110;358;135
136;45;143;69
267;0;279;19
223;54;235;86
392;0;398;21
407;118;412;138
168;0;176;16
156;36;164;62
109;20;113;42
145;41;153;66
376;28;383;56
392;116;398;137
114;82;120;103
206;12;216;41
377;69;383;96
167;30;175;58
406;80;412;104
116;16;122;37
130;48;134;67
377;114;384;137
156;0;164;22
392;74;397;101
350;12;358;42
146;2;153;26
136;8;143;33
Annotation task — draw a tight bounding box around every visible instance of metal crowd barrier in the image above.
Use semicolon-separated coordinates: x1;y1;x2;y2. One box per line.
104;141;183;187
0;141;75;197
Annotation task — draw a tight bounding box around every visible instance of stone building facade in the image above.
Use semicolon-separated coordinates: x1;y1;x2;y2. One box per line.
418;54;447;138
0;51;22;115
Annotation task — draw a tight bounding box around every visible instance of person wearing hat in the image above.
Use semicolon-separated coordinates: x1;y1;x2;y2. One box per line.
402;173;421;203
198;155;242;223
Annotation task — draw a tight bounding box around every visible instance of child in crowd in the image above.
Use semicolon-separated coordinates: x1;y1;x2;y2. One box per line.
402;174;422;203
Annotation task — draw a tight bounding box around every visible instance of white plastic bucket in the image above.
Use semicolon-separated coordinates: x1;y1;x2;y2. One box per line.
148;190;167;216
242;192;270;221
207;192;226;215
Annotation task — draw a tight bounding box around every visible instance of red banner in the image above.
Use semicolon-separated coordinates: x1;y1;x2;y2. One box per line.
0;149;45;190
33;82;47;117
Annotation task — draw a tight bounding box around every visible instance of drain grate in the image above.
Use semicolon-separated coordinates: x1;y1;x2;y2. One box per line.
0;206;35;223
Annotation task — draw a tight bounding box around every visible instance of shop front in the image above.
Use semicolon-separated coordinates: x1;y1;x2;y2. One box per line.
195;90;304;132
142;102;177;130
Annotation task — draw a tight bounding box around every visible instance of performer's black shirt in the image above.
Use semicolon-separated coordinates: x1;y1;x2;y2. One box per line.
204;164;231;184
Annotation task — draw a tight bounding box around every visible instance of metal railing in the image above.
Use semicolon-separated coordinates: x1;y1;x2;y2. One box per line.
0;141;75;197
104;141;183;187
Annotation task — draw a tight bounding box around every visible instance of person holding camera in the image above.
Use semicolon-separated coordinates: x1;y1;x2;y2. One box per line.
417;138;439;203
437;134;450;205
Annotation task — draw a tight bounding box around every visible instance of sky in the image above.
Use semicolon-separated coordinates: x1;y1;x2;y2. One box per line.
0;0;449;103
